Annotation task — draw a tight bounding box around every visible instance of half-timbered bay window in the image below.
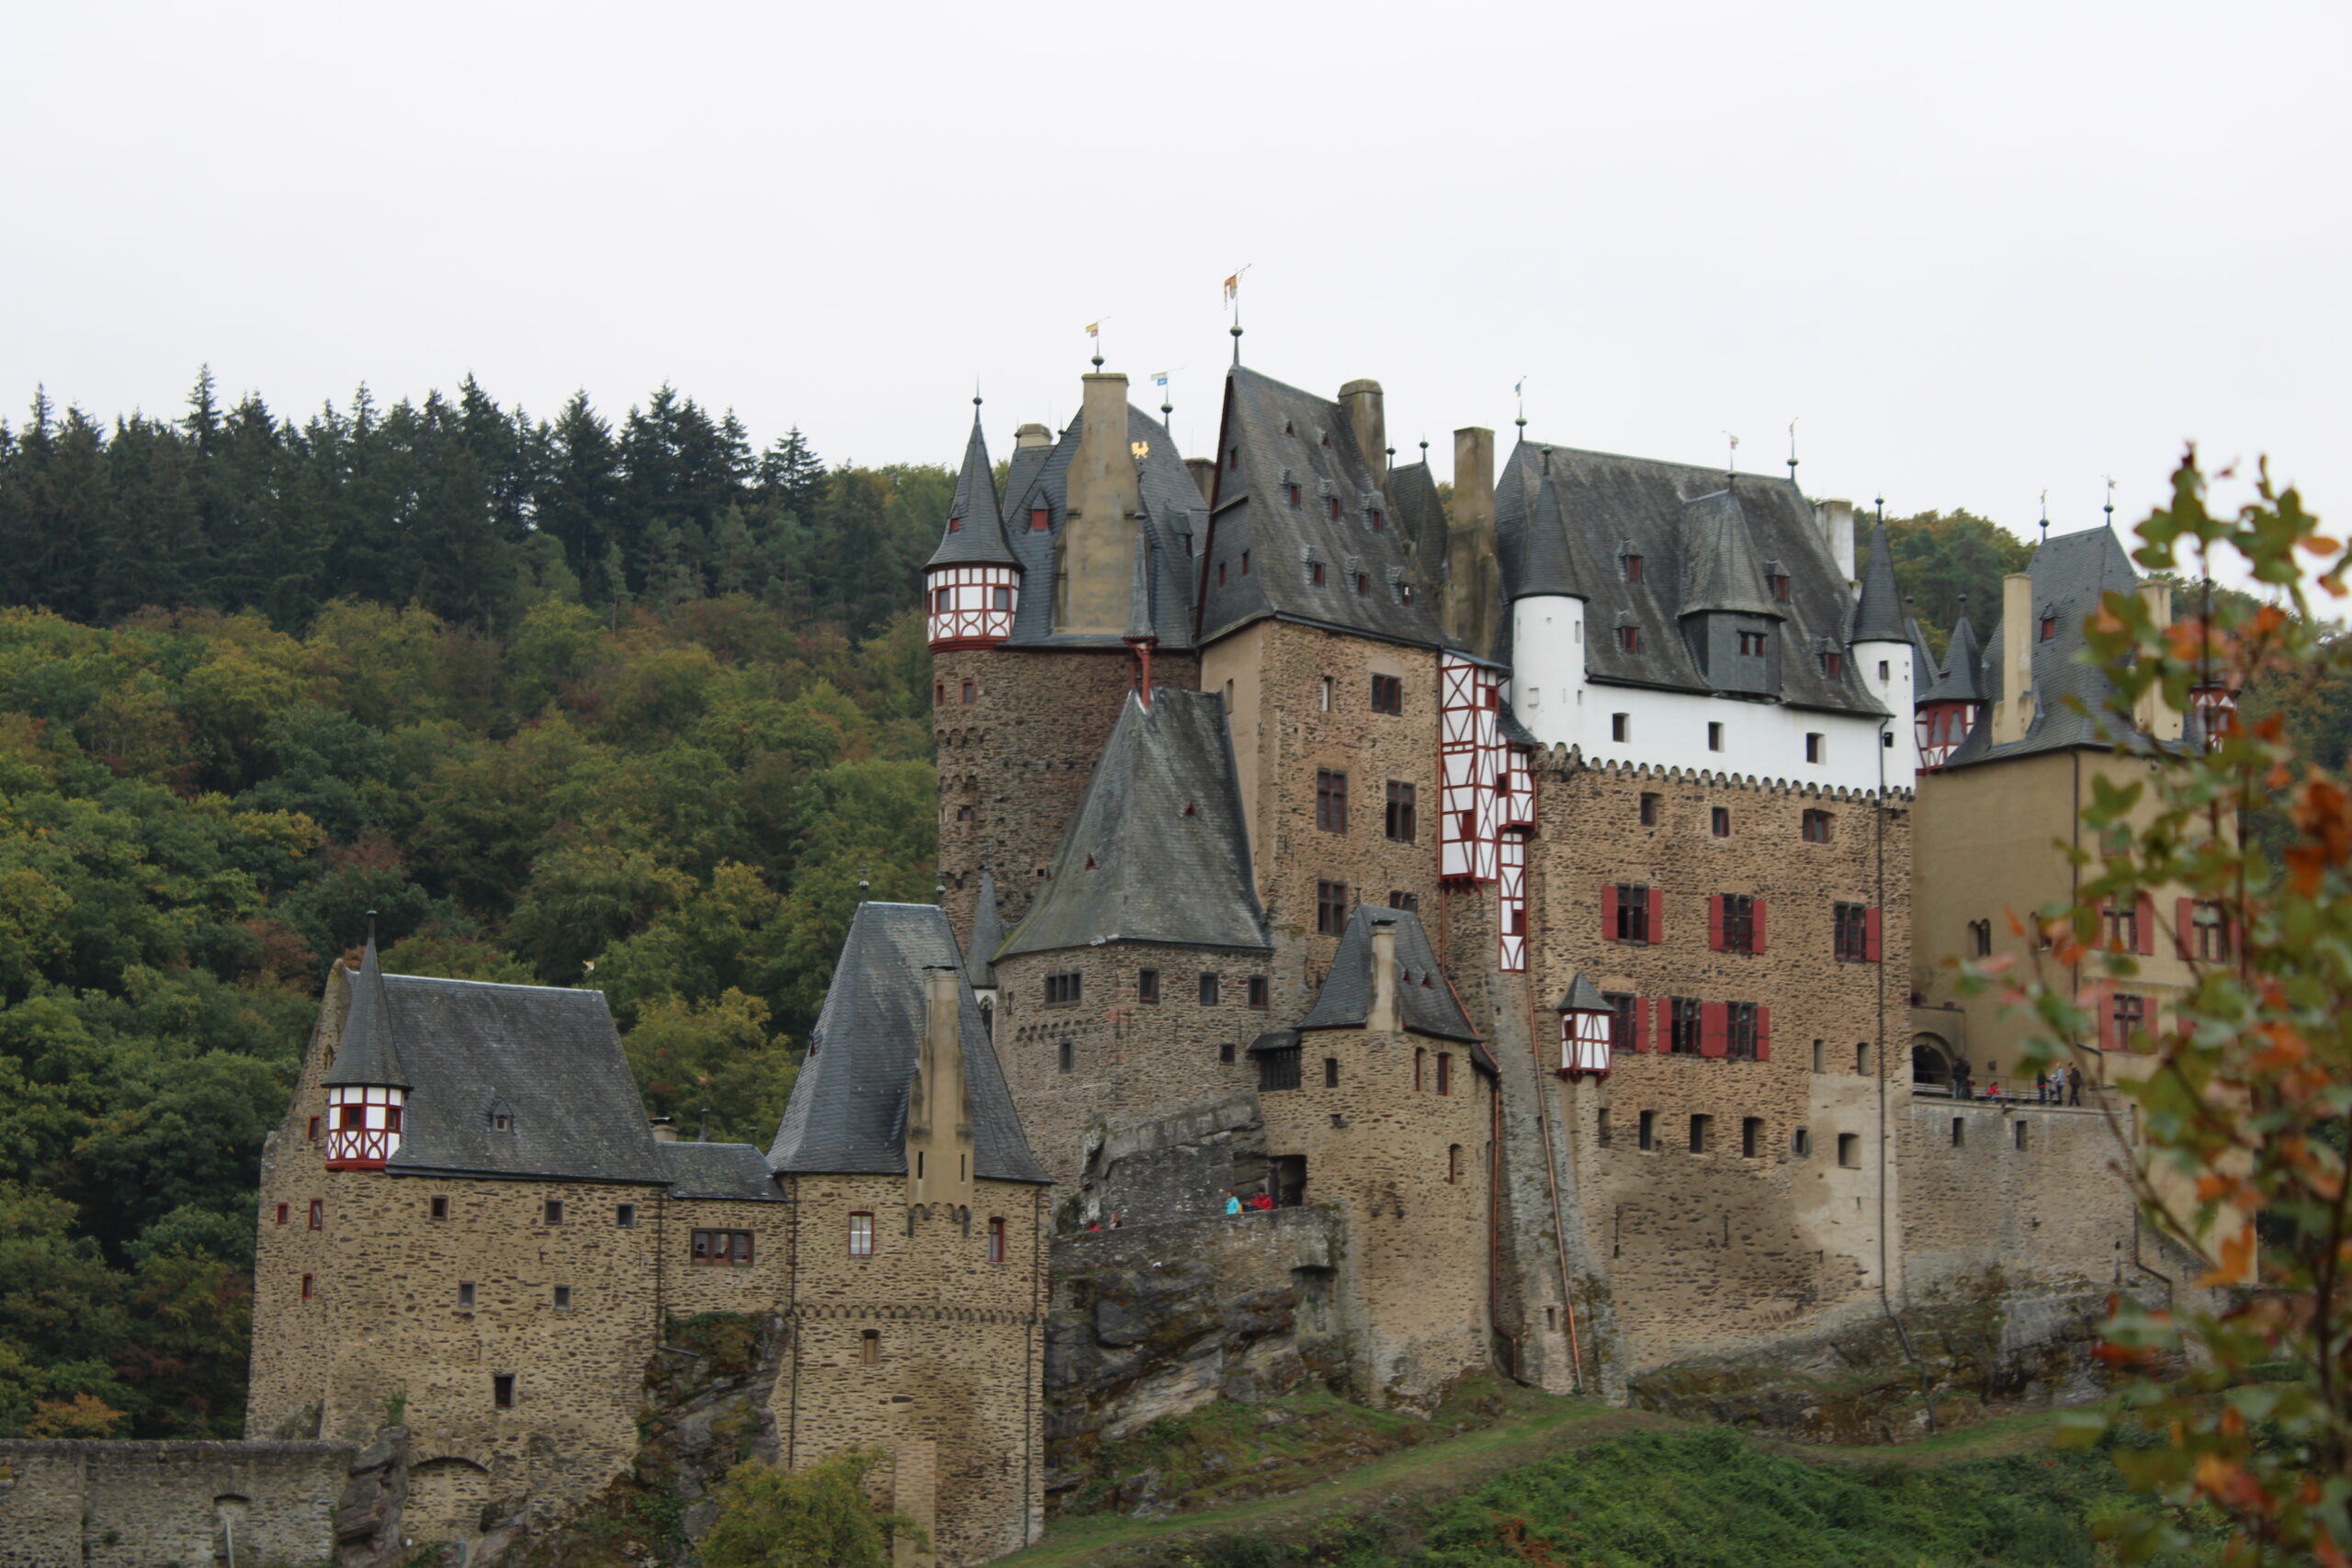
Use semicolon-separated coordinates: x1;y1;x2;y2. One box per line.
323;1085;405;1169
922;564;1019;649
691;1229;754;1266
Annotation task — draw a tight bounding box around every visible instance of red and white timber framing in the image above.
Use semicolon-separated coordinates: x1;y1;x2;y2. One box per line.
1560;1008;1612;1079
925;565;1018;649
1440;654;1501;884
324;1084;405;1169
1497;831;1528;972
1914;700;1975;771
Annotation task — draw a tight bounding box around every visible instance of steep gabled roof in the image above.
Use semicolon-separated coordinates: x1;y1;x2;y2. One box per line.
1495;440;1883;716
364;975;669;1185
769;901;1046;1183
323;932;405;1089
1678;489;1781;618
998;404;1203;649
1850;514;1907;643
1193;367;1449;649
999;690;1269;958
1944;525;2147;766
1297;904;1487;1058
966;866;1007;989
925;410;1017;570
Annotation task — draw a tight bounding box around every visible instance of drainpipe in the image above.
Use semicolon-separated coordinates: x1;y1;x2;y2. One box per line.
1876;716;1938;1432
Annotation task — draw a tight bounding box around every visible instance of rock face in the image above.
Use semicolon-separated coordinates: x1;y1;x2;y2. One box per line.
1046;1209;1347;1503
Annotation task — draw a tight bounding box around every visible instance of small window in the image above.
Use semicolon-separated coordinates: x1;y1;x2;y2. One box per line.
492;1373;514;1409
1248;976;1270;1009
458;1281;477;1308
1436;1053;1453;1096
1447;1144;1462;1183
1712;807;1730;838
2112;992;2147;1050
993;585;1012;611
1605;992;1637;1054
956;804;973;822
1324;1057;1340;1089
1611;713;1630;742
1812;1040;1826;1073
1770;574;1790;601
1638;1111;1657;1151
307;1115;320;1142
1834;902;1871;962
1951;1118;1965;1148
1803;809;1832;843
1792;1127;1812;1158
1857;1042;1873;1075
1877;660;1890;683
1720;893;1756;953
1389;890;1420;913
1597;1110;1612;1147
1316;770;1349;832
545;1199;564;1225
1741;1117;1762;1157
2040;615;2056;641
1821;651;1843;679
1623;553;1644;582
1669;998;1702;1055
1258;1044;1303;1092
1639;793;1659;826
933;586;951;613
616;1202;637;1228
2014;1121;2029;1151
430;1196;448;1221
1707;722;1724;751
1371;674;1404;714
861;1330;881;1365
2102;902;2142;953
1728;1002;1758;1059
1309;560;1326;586
1385;781;1418;843
1414;1047;1426;1090
1689;1113;1712;1154
1219;1042;1237;1065
1227;447;1238;470
987;1217;1006;1263
1805;733;1825;763
1356;572;1370;596
933;682;944;706
1317;880;1349;934
1329;495;1342;520
1738;630;1768;656
275;1202;288;1225
1838;1134;1861;1168
1242;550;1251;574
1057;1039;1073;1073
301;1272;314;1299
1319;676;1333;710
309;1199;323;1231
1031;505;1050;531
1287;484;1302;508
692;1229;754;1265
491;1111;513;1134
1968;919;1992;958
848;1213;876;1258
1218;561;1227;585
1137;968;1160;1004
1612;884;1652;943
2188;901;2231;962
553;1285;572;1310
1372;510;1385;531
1044;971;1082;1007
1617;626;1640;653
1200;973;1221;1006
960;680;975;705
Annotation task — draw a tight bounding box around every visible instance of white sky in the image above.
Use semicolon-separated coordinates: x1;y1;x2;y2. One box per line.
5;0;2345;558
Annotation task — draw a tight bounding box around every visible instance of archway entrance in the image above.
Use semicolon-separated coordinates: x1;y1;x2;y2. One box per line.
1910;1037;1952;1089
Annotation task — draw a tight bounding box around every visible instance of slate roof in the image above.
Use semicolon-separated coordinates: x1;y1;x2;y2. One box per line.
769;901;1047;1183
1387;459;1450;580
1922;611;1987;705
1297;905;1490;1065
661;1141;783;1201
1850;516;1907;643
1193;367;1450;649
1512;466;1583;603
1678;489;1781;618
1493;440;1883;716
1942;525;2150;766
357;976;670;1185
999;690;1270;958
1000;404;1204;649
1555;973;1611;1013
925;409;1018;570
966;866;1007;989
1908;618;1938;698
323;934;405;1089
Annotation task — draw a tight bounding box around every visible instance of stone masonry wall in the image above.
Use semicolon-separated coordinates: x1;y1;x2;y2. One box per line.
1898;1099;2139;1301
1524;756;1915;1377
0;1439;351;1568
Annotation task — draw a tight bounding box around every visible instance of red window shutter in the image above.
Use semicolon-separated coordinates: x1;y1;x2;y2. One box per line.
1708;894;1725;952
1755;1006;1770;1062
1636;997;1651;1052
1602;884;1619;942
1700;1002;1727;1057
1753;898;1768;954
1864;906;1883;962
2135;894;2155;956
2099;998;2117;1054
1648;888;1664;944
2175;897;2194;961
2227;917;2245;962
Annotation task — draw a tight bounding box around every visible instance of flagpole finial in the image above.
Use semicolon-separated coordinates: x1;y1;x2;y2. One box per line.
1786;417;1799;482
2103;475;2116;528
2039;489;2051;545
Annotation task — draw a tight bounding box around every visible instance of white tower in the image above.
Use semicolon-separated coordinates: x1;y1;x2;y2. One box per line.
1506;458;1588;750
1850;511;1918;788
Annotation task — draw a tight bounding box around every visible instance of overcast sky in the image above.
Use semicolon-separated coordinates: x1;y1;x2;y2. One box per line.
5;0;2343;560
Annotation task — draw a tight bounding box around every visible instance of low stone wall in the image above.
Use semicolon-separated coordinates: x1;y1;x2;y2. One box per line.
0;1438;353;1568
1045;1207;1345;1504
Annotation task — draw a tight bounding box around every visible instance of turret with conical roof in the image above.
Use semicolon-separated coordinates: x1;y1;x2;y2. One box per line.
322;920;410;1169
1850;514;1907;646
1916;604;1987;770
924;403;1022;649
1507;461;1592;750
1847;512;1917;757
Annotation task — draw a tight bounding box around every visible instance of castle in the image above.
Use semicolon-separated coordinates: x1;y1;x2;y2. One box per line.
0;349;2197;1568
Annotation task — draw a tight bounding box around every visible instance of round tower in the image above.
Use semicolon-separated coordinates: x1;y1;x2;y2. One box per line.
322;921;407;1170
1508;454;1588;750
1850;508;1917;783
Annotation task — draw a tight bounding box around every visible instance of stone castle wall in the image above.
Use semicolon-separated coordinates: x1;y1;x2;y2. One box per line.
1898;1098;2139;1300
0;1439;351;1568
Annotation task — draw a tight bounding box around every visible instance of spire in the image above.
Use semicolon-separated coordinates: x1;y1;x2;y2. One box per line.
323;917;407;1089
1511;452;1584;602
924;402;1017;570
1923;604;1987;703
1850;506;1906;644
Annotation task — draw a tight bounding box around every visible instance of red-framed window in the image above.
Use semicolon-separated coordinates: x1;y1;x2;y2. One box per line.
986;1217;1006;1263
275;1202;289;1225
300;1273;314;1299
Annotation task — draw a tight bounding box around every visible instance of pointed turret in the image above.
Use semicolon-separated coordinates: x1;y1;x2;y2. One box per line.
322;920;410;1169
1511;465;1583;603
1850;514;1906;644
926;407;1016;570
924;402;1022;649
1507;461;1591;750
1915;604;1987;770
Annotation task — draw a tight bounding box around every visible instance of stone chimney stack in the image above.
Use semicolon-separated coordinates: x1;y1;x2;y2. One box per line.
1368;923;1400;1034
649;1117;678;1144
1340;379;1387;492
1815;499;1857;589
1184;457;1217;505
1058;374;1141;635
1443;428;1503;656
1992;570;2037;746
1013;423;1053;450
906;966;975;1206
2134;579;2182;740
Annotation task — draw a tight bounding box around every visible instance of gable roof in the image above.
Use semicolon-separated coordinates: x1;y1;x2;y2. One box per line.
1494;440;1883;716
1193;367;1450;649
357;974;669;1185
1943;525;2152;766
925;408;1017;570
1297;904;1487;1058
769;901;1047;1183
998;689;1269;958
999;403;1203;649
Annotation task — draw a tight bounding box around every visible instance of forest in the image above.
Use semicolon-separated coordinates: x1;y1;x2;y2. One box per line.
0;372;2337;1445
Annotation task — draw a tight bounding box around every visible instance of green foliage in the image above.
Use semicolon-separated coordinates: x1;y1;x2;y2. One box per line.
1870;508;2034;660
700;1449;917;1568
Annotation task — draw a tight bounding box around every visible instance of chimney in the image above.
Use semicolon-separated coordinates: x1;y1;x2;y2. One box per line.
1058;374;1141;634
1368;924;1400;1033
1184;456;1217;505
2134;579;2182;740
1992;570;2036;745
1443;428;1502;654
649;1117;678;1144
1340;379;1387;491
906;966;975;1206
1013;423;1052;450
1815;499;1857;588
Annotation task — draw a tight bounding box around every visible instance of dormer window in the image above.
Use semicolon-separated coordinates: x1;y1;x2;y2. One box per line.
1283;419;1295;435
1821;651;1844;679
1241;551;1250;574
1227;447;1239;470
1310;561;1326;586
1770;574;1790;601
1618;626;1640;653
1401;583;1414;605
947;516;962;532
1372;510;1385;531
1623;554;1644;582
1319;429;1331;447
1356;573;1370;596
1329;496;1341;520
2040;615;2057;641
1288;483;1302;508
1030;506;1049;532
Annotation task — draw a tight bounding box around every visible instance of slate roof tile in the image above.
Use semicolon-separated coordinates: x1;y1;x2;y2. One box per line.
1297;904;1489;1066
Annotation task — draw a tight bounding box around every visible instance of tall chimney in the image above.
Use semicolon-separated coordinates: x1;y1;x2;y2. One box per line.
1444;427;1502;655
1058;375;1140;635
2134;579;2182;740
1340;379;1387;492
1815;500;1857;588
1184;456;1217;505
1368;924;1399;1033
905;966;975;1206
649;1117;678;1144
1992;570;2036;745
